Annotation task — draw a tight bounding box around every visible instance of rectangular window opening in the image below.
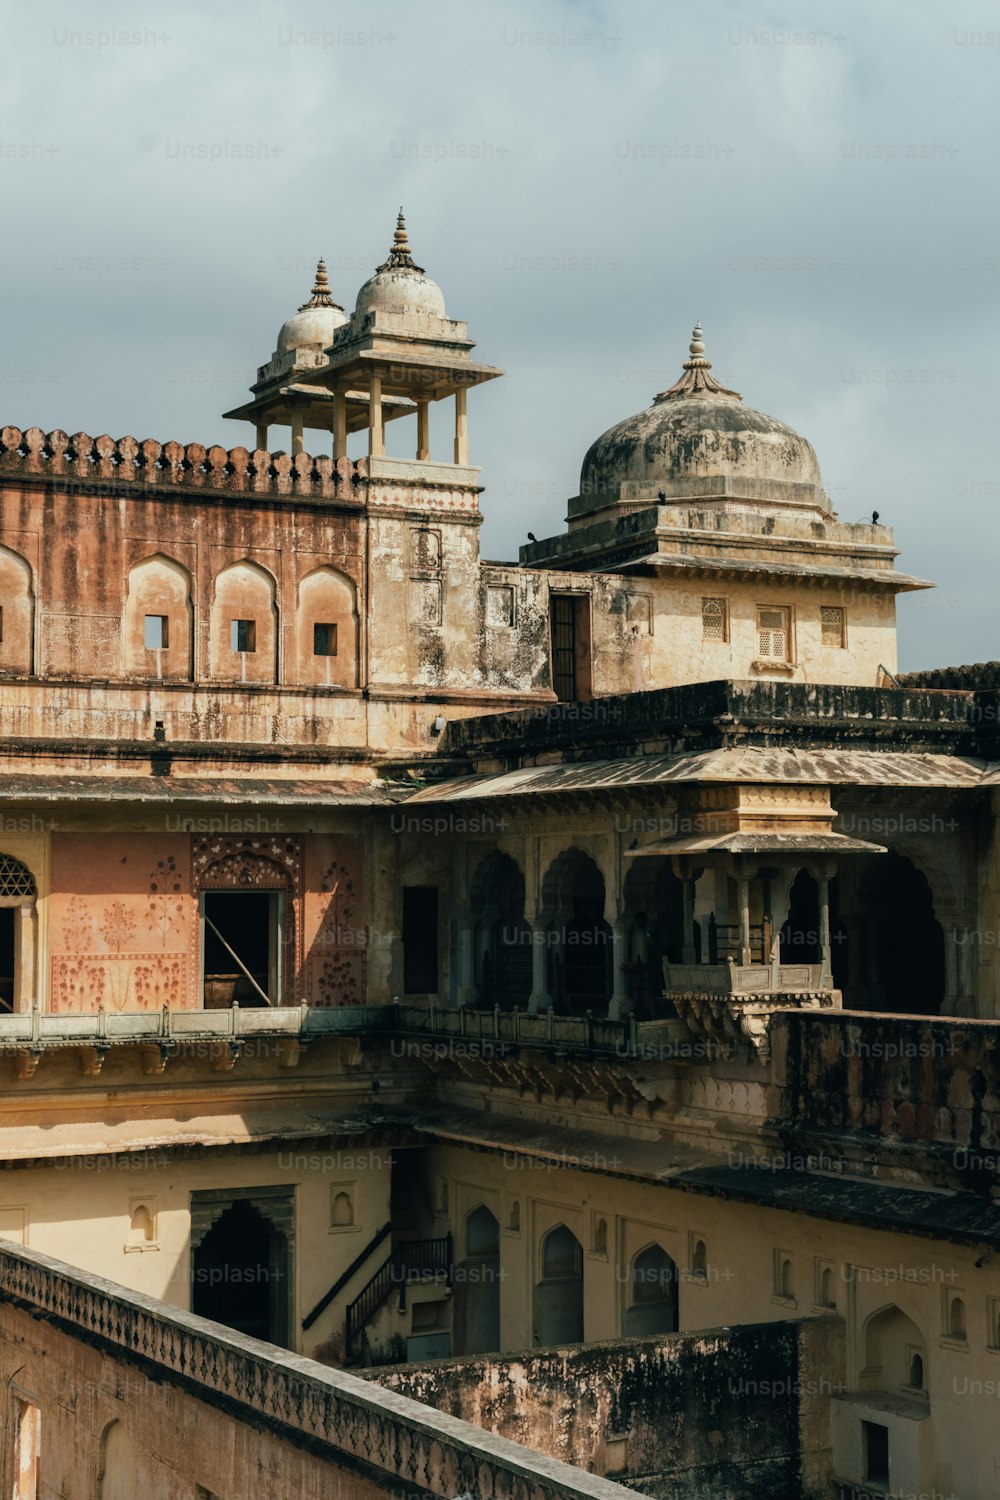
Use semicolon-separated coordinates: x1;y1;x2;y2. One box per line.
144;614;169;650
231;618;257;653
862;1420;890;1487
313;621;338;657
549;595;593;702
821;605;847;648
201;890;283;1008
402;886;438;995
757;605;791;662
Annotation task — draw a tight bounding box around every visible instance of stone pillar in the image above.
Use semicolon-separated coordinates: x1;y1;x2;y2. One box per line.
255;422;268;451
455;919;476;1009
527;918;550;1013
290;412;305;457
608;916;631;1019
737;877;752;966
417;399;430;461
14;901;36;1014
369;372;384;457
333;391;347;460
818;876;832;987
682;878;697;964
454;386;468;466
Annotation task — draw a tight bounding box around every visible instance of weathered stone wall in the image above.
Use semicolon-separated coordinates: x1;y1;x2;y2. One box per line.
0;1241;637;1500
370;1319;845;1500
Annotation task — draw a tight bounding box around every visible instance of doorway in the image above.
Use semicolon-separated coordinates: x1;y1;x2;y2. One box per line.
201;890;283;1007
191;1198;290;1346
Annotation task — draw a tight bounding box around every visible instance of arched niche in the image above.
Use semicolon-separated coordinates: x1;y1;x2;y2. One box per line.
623;1243;679;1335
0;854;38;1015
861;1305;927;1396
295;565;359;689
123;554;193;680
209;559;278;684
534;1224;584;1345
98;1420;138;1500
0;543;34;677
455;1205;501;1355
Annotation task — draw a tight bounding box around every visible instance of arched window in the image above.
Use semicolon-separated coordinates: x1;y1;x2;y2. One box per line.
295;565;359;688
508;1201;520;1233
624;1244;679;1335
466;1205;499;1258
780;1258;794;1299
542;1225;583;1280
0;854;37;1014
949;1297;967;1340
820;1268;836;1308
123;554;193;680
593;1217;608;1256
534;1225;584;1346
209;560;278;684
908;1352;924;1390
0;543;34;677
691;1239;708;1279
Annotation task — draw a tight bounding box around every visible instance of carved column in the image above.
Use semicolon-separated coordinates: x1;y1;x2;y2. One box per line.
608;916;630;1019
255;422;268;451
290;412;304;457
737;877;752;966
14;901;36;1014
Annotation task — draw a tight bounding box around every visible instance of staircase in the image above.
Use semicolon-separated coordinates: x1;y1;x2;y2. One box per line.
345;1234;452;1361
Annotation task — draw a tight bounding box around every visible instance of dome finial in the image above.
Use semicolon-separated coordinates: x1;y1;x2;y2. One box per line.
377;208;425;274
654;320;741;403
298;257;342;313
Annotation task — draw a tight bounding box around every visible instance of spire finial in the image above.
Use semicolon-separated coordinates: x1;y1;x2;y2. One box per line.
298;257;343;313
377;208;424;274
653;320;741;404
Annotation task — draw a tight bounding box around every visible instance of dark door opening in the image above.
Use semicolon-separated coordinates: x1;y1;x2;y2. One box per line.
201;891;282;1007
549;595;592;702
402;886;438;994
0;907;14;1011
192;1198;290;1346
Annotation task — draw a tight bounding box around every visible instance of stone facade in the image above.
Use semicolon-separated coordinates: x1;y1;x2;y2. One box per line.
0;218;997;1497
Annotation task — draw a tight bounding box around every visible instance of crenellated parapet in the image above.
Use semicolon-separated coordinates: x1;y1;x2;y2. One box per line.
0;425;365;502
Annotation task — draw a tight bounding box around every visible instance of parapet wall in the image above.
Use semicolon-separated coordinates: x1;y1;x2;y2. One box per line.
0;424;363;503
371;1319;844;1500
0;1241;636;1500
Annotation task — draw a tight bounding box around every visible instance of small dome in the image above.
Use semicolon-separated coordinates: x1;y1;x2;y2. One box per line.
276;260;346;355
355;210;446;319
580;324;822;500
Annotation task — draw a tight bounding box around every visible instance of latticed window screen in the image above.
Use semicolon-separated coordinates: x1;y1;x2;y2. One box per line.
701;597;728;642
757;607;790;661
821;606;846;648
0;856;35;899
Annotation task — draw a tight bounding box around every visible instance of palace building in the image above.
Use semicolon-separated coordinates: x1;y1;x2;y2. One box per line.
0;212;996;1499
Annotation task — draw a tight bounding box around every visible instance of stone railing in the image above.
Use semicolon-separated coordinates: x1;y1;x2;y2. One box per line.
0;1002;690;1062
0;1002;394;1051
0;425;363;501
0;1242;637;1500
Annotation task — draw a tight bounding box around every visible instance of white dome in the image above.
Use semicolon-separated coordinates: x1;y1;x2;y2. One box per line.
356;266;446;318
356;211;446;319
275;260;345;357
277;302;347;354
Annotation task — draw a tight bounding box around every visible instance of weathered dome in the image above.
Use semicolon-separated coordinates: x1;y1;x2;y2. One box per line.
355;211;447;319
276;261;347;355
579;325;822;503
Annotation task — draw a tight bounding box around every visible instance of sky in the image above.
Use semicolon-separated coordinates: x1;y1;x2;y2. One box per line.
1;0;997;671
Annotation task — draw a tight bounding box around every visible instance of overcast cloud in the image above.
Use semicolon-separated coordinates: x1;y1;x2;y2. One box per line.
1;0;997;670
